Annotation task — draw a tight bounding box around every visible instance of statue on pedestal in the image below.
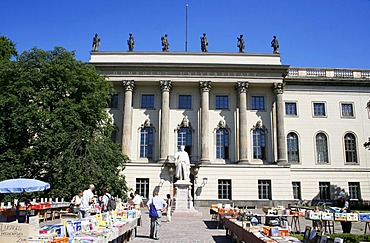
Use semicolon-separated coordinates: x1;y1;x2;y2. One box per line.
92;33;100;52
161;34;170;52
127;33;135;52
271;36;279;54
175;145;190;182
200;33;208;52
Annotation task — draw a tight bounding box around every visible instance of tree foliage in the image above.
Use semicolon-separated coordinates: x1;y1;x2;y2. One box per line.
0;36;17;61
0;41;127;200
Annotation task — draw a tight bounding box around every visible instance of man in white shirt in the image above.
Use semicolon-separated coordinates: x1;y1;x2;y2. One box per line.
133;191;144;209
79;184;95;218
147;191;167;240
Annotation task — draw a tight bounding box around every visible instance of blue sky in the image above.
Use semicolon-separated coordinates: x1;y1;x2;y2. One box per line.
1;0;369;68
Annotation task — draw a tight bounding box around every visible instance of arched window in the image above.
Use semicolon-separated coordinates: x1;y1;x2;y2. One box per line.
344;133;357;163
140;127;153;158
287;132;299;163
177;127;192;154
316;133;328;163
216;128;229;159
253;128;266;160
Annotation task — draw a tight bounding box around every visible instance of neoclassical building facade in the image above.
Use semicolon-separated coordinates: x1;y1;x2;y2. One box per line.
90;52;370;206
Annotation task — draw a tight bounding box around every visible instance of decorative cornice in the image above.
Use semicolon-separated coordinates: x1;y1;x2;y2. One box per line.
175;116;194;131
123;80;135;92
199;81;211;92
159;80;172;92
236;81;249;94
140;116;153;130
272;82;285;95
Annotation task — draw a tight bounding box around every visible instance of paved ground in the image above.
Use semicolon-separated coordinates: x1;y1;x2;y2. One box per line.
133;207;229;243
133;207;368;243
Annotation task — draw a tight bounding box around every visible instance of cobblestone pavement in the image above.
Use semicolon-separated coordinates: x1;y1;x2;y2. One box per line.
133;207;368;243
133;207;230;243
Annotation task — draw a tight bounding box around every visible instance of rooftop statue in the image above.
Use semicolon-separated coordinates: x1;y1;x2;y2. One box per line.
175;145;190;182
92;33;100;52
161;34;170;52
200;33;208;52
127;33;135;52
271;36;279;54
237;34;245;53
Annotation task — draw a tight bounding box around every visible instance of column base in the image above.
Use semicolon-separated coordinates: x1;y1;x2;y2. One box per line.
238;159;250;164
200;159;210;164
277;160;290;166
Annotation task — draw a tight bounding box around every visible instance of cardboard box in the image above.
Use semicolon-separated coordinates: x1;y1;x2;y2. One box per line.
335;213;347;221
359;213;370;221
321;212;334;221
346;213;358;222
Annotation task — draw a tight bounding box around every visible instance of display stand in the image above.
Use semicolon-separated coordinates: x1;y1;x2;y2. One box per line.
364;221;370;234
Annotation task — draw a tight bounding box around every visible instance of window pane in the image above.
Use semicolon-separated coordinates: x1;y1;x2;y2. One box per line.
342;103;354;117
258;180;271;199
216;128;229;159
319;182;330;200
253;129;266;160
108;94;119;108
287;133;299;163
344;133;357;163
313;103;326;116
292;182;301;200
140;128;153;158
216;96;229;109
179;95;192;109
316;133;328;163
348;182;361;200
252;96;265;110
141;94;155;108
136;178;149;199
218;179;232;199
285;102;297;116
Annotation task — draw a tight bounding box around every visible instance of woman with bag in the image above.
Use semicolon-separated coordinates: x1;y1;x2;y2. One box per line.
70;190;83;214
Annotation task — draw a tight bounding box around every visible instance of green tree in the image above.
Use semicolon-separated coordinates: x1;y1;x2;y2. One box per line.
0;36;17;61
0;43;128;200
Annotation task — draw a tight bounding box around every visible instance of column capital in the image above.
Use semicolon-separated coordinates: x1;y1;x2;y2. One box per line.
272;82;285;95
123;80;135;92
236;81;249;94
199;81;211;92
159;80;172;92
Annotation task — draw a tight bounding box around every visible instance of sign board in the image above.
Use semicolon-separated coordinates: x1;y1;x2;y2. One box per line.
0;223;30;243
28;216;39;236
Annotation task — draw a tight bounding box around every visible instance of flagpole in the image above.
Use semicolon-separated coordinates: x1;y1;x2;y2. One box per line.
185;4;188;52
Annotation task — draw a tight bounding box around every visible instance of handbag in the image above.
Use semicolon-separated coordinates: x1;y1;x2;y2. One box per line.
149;203;158;218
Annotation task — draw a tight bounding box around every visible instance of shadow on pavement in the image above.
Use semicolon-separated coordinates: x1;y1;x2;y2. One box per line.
203;220;219;229
212;235;230;243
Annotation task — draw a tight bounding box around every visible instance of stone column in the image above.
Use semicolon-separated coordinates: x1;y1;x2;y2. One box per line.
236;81;249;163
122;80;135;157
199;81;211;163
159;80;172;162
273;82;288;164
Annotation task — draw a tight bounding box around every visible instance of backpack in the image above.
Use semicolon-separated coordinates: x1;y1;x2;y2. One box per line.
106;194;116;211
149;203;158;218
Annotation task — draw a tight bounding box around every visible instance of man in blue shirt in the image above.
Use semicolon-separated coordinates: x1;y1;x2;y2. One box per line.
147;191;167;240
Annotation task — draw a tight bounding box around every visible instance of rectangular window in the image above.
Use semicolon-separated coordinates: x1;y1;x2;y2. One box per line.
215;95;229;109
258;180;272;200
252;96;265;110
178;95;192;109
313;102;326;117
218;179;232;200
348;182;361;200
341;103;354;118
141;94;155;109
285;102;297;116
292;182;301;200
140;128;153;158
108;94;119;109
319;182;331;200
216;129;229;159
136;178;149;199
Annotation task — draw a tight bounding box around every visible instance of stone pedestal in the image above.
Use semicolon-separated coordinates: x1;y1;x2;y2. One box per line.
173;180;201;216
